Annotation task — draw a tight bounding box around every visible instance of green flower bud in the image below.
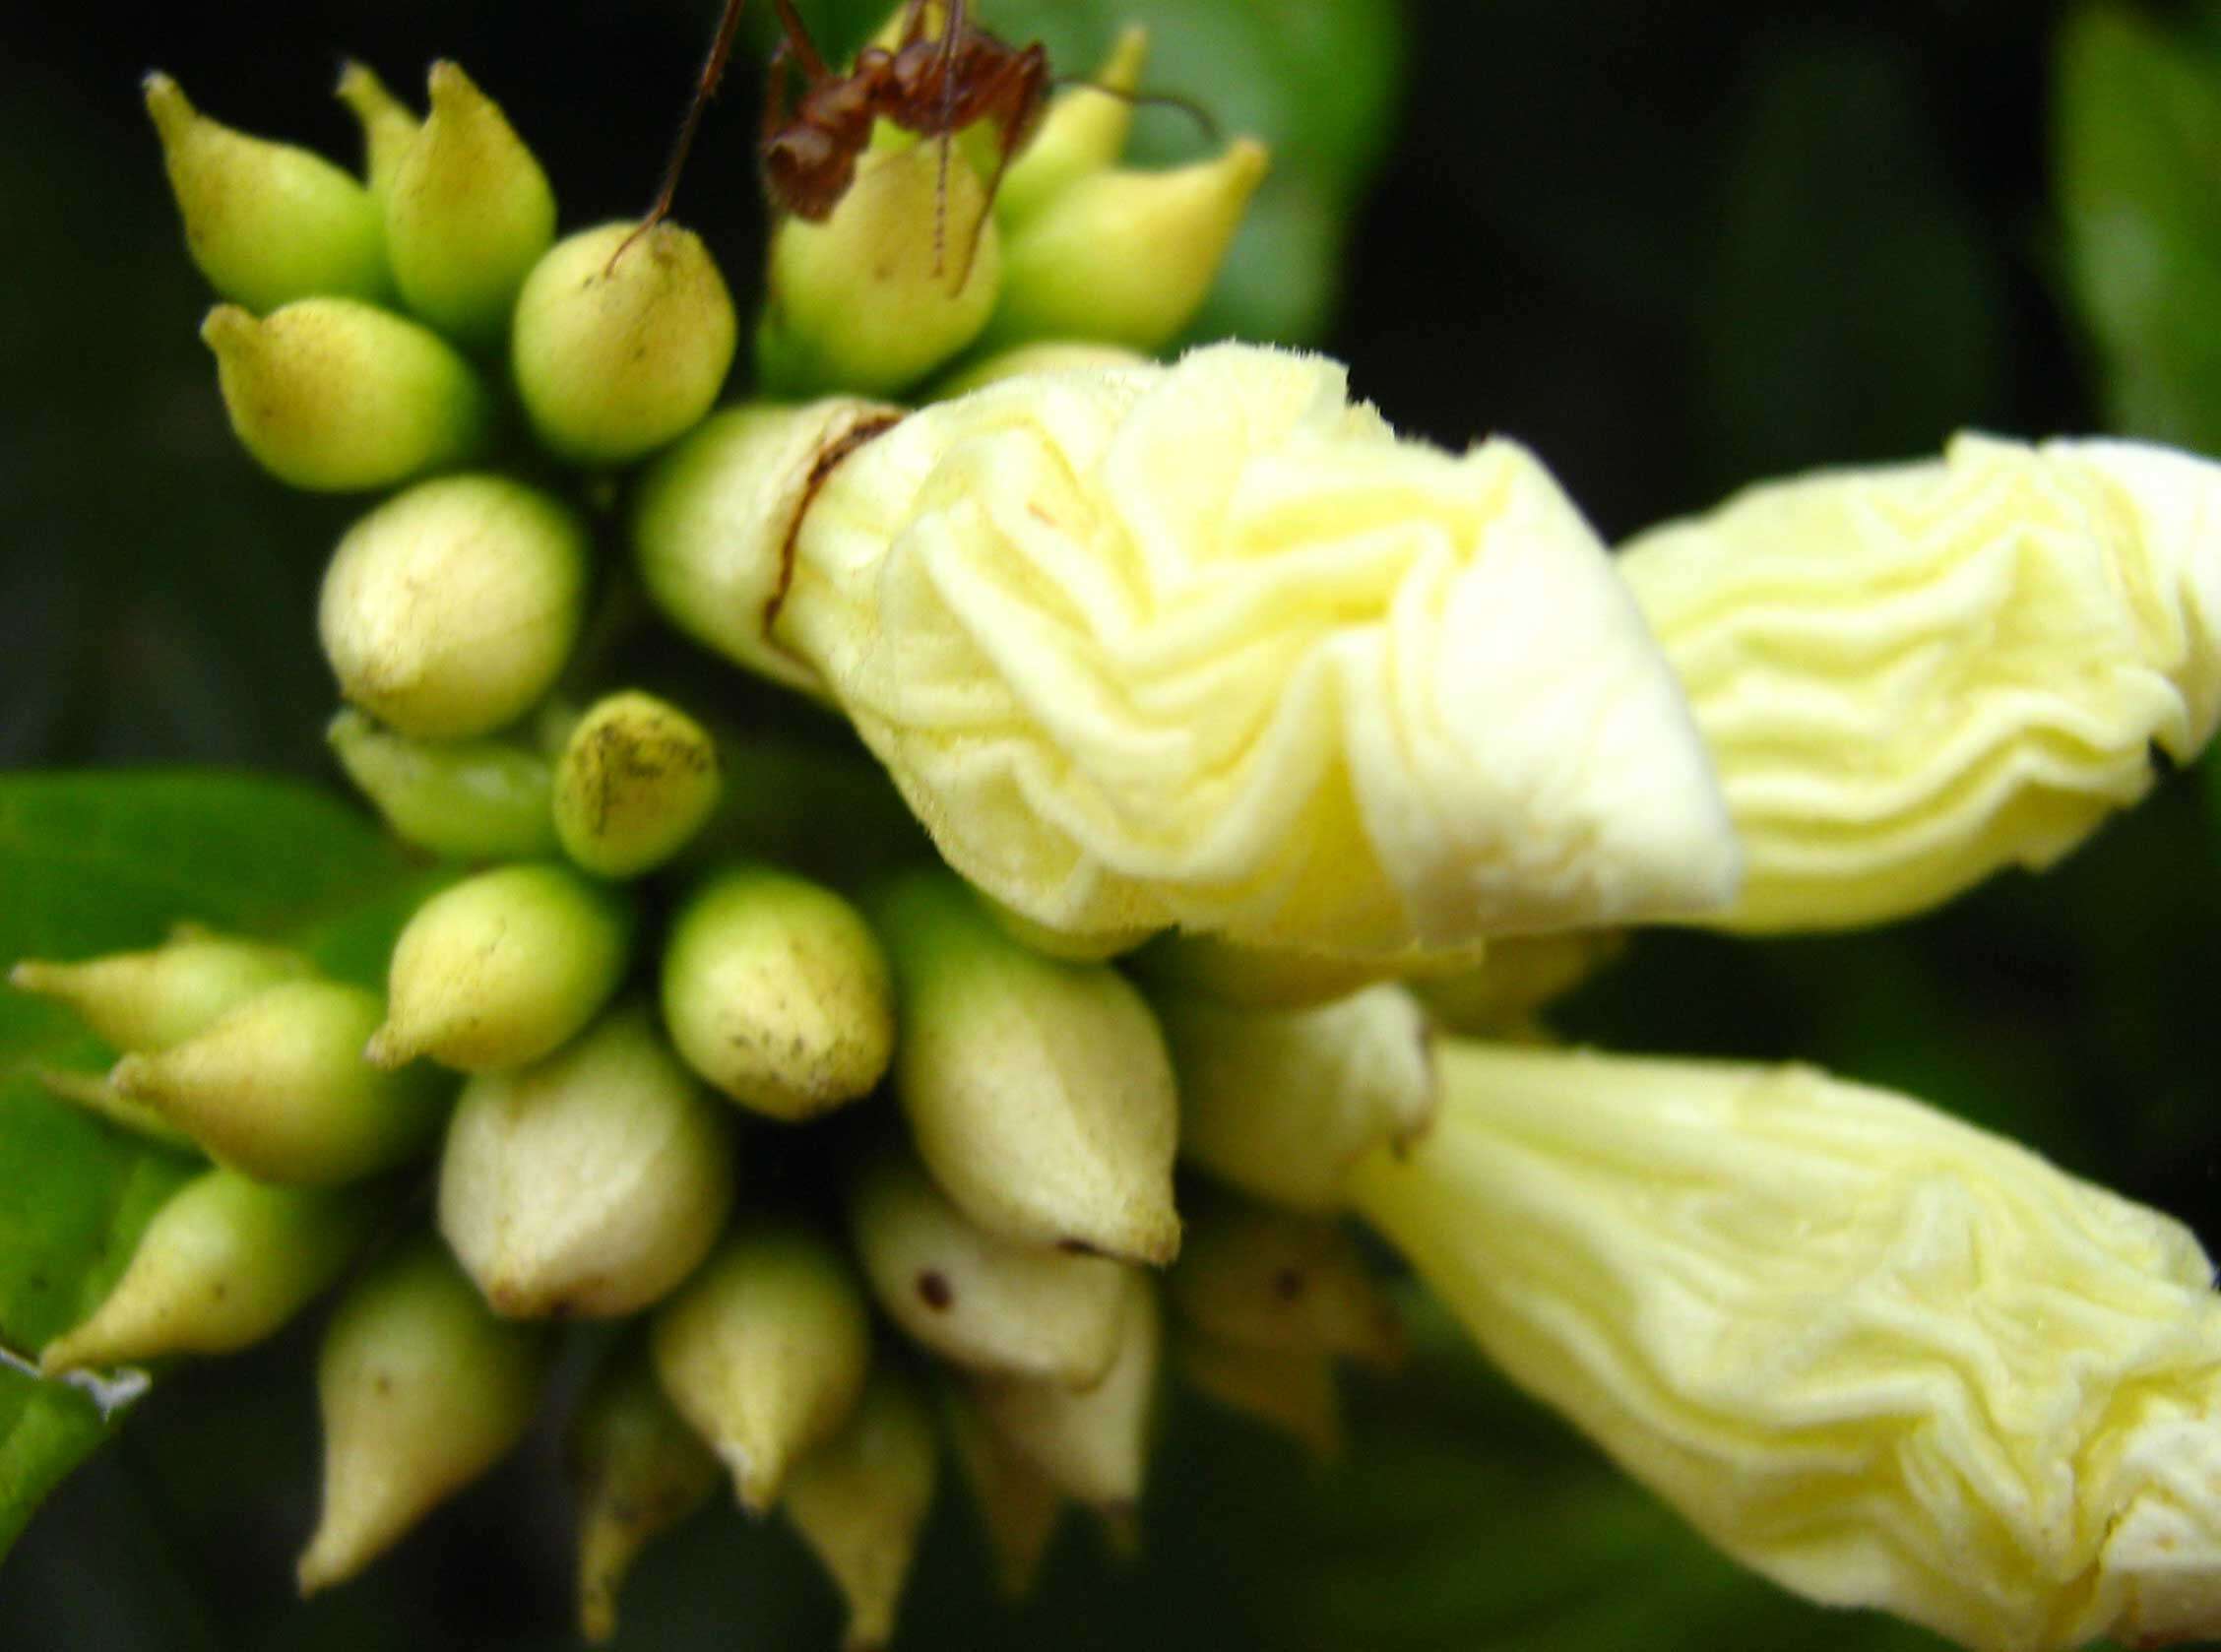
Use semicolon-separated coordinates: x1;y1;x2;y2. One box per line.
568;1337;722;1644
784;1368;939;1652
1167;1195;1403;1368
437;1004;735;1318
144;72;389;312
40;1168;380;1373
34;1066;193;1148
971;1272;1162;1510
296;1237;550;1593
993;29;1148;224
384;62;556;348
327;709;558;859
872;871;1178;1264
758;141;1002;398
513;222;738;465
1128;931;1395;1011
201;298;490;491
1174;1332;1341;1460
942;1382;1065;1599
333;61;419;204
651;1223;873;1512
10;924;307;1053
370;863;634;1073
980;894;1153;963
847;1146;1127;1385
927;341;1147;402
1159;984;1436;1213
661;864;893;1122
553;690;723;879
319;475;589;738
984;140;1269;354
110;981;448;1185
1411;929;1626;1037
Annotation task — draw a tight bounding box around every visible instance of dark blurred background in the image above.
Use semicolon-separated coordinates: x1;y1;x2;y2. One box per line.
6;2;2218;1649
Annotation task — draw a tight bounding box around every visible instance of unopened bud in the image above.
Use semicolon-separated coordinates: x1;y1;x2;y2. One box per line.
319;475;588;738
34;1066;192;1147
384;61;555;348
371;863;634;1073
784;1368;939;1652
972;1272;1162;1510
661;864;893;1121
1412;929;1625;1036
333;61;419;203
1159;983;1436;1212
873;871;1178;1264
994;29;1147;223
928;340;1147;401
40;1169;381;1373
758;141;1001;397
651;1223;872;1512
1127;931;1391;1010
201;299;490;491
145;72;388;312
1168;1195;1403;1368
327;709;558;859
942;1382;1064;1598
569;1337;723;1644
297;1237;550;1592
848;1146;1126;1385
984;140;1268;354
1174;1332;1341;1460
438;1004;734;1318
553;690;723;879
514;222;737;464
110;981;448;1185
10;925;307;1053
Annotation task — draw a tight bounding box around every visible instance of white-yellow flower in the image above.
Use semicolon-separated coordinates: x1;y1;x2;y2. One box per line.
635;344;1741;959
1620;434;2221;931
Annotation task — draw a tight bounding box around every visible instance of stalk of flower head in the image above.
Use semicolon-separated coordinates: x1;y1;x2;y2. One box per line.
437;1004;735;1319
1350;1040;2221;1652
651;1223;873;1514
847;1144;1130;1385
782;1367;940;1652
551;690;724;877
297;1237;551;1593
326;710;559;859
568;1336;723;1644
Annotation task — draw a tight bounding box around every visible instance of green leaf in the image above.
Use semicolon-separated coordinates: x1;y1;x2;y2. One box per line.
0;771;438;1560
2056;4;2221;453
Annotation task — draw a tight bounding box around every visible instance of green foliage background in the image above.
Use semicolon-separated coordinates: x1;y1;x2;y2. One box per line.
2;0;2217;1648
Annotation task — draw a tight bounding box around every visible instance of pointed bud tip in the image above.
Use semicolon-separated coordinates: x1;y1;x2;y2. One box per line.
141;71;191;138
361;1026;410;1070
198;302;253;351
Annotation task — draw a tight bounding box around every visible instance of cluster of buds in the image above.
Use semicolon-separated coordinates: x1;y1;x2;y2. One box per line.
20;15;2221;1652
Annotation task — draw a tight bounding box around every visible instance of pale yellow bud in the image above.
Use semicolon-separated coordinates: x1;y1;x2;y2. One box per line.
553;690;723;879
941;1382;1065;1598
1168;1196;1403;1368
927;342;1148;402
333;61;419;204
327;710;558;859
1411;928;1624;1036
1129;930;1398;1011
10;925;307;1053
1353;1040;2221;1652
972;1271;1162;1510
651;1224;872;1512
1619;434;2221;931
1175;1332;1342;1461
783;1369;940;1652
994;29;1148;224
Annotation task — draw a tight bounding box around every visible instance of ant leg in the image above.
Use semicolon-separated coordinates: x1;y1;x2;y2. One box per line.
954;42;1049;288
927;0;969;276
770;0;834;81
613;0;752;268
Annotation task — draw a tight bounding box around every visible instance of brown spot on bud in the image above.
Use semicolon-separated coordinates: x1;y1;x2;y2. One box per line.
915;1269;953;1310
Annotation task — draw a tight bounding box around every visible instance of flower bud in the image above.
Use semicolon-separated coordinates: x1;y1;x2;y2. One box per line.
928;341;1147;401
660;864;893;1122
1167;1195;1403;1368
873;871;1178;1264
201;298;490;492
333;61;419;204
783;1368;939;1652
384;61;555;348
297;1237;550;1592
319;475;588;738
552;690;723;879
513;222;737;465
1410;929;1624;1036
651;1223;872;1512
1618;434;2221;931
1128;931;1392;1011
110;981;448;1184
1159;983;1435;1212
144;72;388;312
438;1004;734;1318
327;709;558;859
370;863;634;1073
10;924;307;1053
1353;1039;2221;1652
1174;1333;1341;1460
847;1146;1127;1385
984;141;1269;354
39;1169;381;1373
757;141;1001;397
569;1337;722;1644
942;1382;1064;1598
993;29;1147;224
972;1271;1162;1511
34;1066;192;1147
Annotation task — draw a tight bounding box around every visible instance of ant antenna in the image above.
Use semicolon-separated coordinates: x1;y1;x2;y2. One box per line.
610;0;754;270
1047;76;1221;145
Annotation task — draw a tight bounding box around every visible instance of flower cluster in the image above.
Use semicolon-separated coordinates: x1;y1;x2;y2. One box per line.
12;16;2221;1652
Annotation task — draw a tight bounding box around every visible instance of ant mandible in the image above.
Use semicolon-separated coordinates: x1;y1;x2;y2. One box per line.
620;0;1051;281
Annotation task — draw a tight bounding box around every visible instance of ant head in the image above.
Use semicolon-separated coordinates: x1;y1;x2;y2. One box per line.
762;125;857;222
